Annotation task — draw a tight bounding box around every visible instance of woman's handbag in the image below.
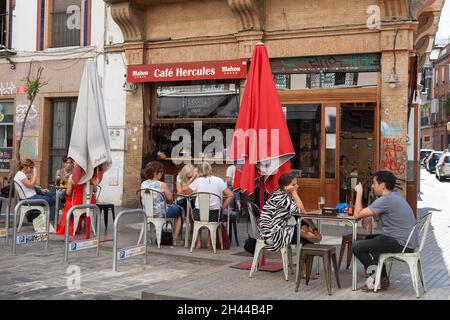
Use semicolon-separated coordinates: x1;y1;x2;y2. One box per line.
160;222;173;246
215;223;231;250
244;235;257;254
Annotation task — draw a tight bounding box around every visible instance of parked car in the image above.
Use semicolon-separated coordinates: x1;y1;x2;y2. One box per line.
435;153;450;181
420;149;434;167
426;151;443;173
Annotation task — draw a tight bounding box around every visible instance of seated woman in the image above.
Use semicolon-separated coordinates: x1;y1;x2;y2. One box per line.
142;161;184;246
175;164;198;237
14;159;57;224
55;166;98;236
182;162;233;249
259;173;322;279
55;156;74;186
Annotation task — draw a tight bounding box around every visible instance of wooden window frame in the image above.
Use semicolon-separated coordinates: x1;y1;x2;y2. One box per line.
37;0;91;51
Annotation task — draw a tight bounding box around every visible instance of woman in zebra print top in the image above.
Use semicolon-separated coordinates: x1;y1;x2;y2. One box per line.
260;173;322;252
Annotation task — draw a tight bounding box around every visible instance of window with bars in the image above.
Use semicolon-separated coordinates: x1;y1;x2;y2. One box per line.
51;0;81;48
273;74;291;89
306;72;358;89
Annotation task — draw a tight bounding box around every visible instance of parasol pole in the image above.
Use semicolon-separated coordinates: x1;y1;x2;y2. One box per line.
85;182;91;239
259;176;266;266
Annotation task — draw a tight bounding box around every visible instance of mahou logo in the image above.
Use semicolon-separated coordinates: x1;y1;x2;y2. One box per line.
132;70;149;78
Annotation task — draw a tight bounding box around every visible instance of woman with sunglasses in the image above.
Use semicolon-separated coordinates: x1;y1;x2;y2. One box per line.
14;159;57;225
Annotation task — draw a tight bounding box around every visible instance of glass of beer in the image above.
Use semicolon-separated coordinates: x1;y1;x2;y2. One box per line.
318;196;325;210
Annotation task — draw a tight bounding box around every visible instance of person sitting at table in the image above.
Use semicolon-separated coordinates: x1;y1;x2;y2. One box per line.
259;173;322;279
176;164;197;237
352;171;418;292
55;156;74;187
142;161;184;246
226;163;241;213
55;168;98;236
14;159;57;226
182;162;233;250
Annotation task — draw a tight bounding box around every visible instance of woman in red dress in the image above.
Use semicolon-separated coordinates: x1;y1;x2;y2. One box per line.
56;174;97;235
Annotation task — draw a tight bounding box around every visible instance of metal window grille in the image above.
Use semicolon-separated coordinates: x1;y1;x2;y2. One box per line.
1;12;7;47
51;11;80;48
274;74;291;89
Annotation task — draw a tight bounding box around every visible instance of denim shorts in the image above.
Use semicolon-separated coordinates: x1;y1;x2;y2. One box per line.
193;209;220;222
166;204;182;218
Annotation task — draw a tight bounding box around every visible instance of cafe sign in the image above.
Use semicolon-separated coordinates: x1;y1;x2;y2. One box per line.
127;59;248;83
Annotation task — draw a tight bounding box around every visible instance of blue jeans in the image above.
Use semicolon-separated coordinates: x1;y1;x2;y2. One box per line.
166;204;182;218
29;191;57;221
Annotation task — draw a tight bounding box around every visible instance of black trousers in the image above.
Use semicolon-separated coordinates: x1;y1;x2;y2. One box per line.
352;234;414;276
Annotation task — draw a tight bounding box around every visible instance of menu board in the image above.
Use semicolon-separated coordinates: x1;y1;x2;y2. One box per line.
0;148;12;171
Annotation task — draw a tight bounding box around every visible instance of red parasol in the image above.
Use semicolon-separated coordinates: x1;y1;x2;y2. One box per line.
229;43;295;271
229;43;294;207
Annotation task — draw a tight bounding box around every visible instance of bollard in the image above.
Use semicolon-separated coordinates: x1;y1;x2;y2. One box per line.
64;204;101;263
113;209;147;272
12;199;50;255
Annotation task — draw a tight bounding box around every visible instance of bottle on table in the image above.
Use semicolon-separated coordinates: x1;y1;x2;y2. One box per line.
348;200;354;215
56;175;61;187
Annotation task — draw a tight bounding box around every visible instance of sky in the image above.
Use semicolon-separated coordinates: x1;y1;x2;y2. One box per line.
436;0;450;42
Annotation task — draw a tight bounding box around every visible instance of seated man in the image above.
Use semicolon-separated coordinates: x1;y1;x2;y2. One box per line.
352;170;419;292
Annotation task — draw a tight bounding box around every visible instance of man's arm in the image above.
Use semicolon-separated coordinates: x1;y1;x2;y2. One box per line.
353;182;375;220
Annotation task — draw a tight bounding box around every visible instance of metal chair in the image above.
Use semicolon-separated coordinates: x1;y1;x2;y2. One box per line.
189;192;223;253
95;185;115;229
71;185;97;236
13;181;46;232
247;201;293;281
136;188;175;248
374;212;432;298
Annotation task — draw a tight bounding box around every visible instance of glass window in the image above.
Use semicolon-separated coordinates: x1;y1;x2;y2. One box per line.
284;104;321;178
51;0;81;48
156;81;239;119
325;106;336;179
0;100;14;171
306;73;358;89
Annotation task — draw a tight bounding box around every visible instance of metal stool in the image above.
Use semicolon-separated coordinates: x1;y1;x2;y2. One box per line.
337;233;367;270
295;244;341;295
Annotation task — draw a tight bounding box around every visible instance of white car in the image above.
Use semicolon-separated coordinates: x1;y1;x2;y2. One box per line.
435;153;450;181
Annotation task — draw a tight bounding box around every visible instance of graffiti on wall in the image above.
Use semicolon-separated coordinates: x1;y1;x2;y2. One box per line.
381;120;402;138
0;82;26;96
15;104;39;136
381;137;406;175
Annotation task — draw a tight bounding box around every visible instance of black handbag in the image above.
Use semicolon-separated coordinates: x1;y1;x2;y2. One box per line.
160;222;173;246
244;235;257;254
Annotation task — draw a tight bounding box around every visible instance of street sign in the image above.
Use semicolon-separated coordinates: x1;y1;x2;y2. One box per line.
69;239;98;252
16;233;48;244
118;245;146;260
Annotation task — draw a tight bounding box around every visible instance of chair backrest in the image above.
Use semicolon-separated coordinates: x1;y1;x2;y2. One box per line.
13;180;27;201
95;185;102;201
136;188;167;219
403;212;432;254
189;192;222;223
247;201;262;240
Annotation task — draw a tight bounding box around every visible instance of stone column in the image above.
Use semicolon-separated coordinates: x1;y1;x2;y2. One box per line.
379;28;412;195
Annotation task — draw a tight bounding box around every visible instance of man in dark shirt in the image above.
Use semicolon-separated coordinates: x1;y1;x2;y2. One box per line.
351;171;418;292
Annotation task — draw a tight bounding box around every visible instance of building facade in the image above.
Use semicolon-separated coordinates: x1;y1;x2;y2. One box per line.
104;0;444;212
0;0;126;205
432;44;450;150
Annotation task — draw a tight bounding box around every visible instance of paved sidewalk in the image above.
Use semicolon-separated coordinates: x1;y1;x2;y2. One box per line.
1;169;450;300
